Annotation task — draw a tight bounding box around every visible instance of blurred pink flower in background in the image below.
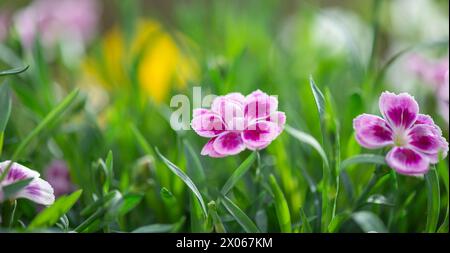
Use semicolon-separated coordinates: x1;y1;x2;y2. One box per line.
407;54;449;89
407;54;449;124
13;0;99;49
44;160;74;197
0;11;10;42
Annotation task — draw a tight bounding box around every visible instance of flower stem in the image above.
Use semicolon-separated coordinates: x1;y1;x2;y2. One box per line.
354;165;384;210
1;200;17;228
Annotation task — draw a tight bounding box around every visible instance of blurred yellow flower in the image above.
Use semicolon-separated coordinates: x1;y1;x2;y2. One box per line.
84;19;198;103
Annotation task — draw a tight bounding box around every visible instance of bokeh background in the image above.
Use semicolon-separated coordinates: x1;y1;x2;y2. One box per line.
0;0;448;233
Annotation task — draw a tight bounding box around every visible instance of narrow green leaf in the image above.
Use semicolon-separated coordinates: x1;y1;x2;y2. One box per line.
425;168;440;233
208;201;226;233
268;174;291;233
220;195;260;233
340;154;387;172
0;89;79;181
352;211;387;233
118;193;143;217
0;82;12;132
285;126;329;168
155;147;207;217
28;190;83;229
0;65;29;77
132;224;174;233
1;178;33;200
299;208;313;233
183;139;206;190
310;76;326;121
131;124;156;157
220;152;256;195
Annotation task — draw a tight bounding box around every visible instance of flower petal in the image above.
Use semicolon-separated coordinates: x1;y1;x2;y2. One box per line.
242;121;278;150
386;147;430;175
200;138;226;158
213;132;246;156
379;92;419;129
408;124;445;155
16;178;55;205
191;112;225;137
268;111;286;134
224;92;246;106
353;114;393;149
0;161;40;185
211;96;244;130
244;90;278;120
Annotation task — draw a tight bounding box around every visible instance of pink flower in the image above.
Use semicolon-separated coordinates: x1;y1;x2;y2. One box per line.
407;54;449;90
45;160;74;197
0;11;10;42
353;92;448;176
0;161;55;205
191;90;286;157
13;0;99;49
437;71;449;124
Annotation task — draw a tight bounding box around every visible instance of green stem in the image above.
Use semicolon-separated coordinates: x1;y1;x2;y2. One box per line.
354;165;384;210
1;200;17;228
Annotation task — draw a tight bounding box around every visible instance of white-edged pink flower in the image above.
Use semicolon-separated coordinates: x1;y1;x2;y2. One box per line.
353;92;448;176
191;90;286;157
0;161;55;205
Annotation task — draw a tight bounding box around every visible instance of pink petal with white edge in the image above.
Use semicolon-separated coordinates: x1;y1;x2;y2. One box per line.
242;121;278;150
244;90;278;120
269;111;286;134
408;124;445;155
213;132;246;156
200;138;225;158
191;112;225;138
193;108;211;117
224;92;246;106
386;147;430;175
379;92;419;130
0;161;40;184
211;96;244;129
353;114;393;149
16;178;55;205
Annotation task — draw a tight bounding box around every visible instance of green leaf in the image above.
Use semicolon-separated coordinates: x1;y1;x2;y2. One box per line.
0;65;29;77
352;211;387;233
340;154;386;172
0;82;12;132
285;126;329;168
328;212;351;233
268;174;291;232
118;193;143;217
299;208;313;233
1;178;33;200
208;201;226;233
183;139;206;190
131;124;156;157
132;216;186;233
155;147;207;217
0;89;79;181
220;195;260;233
425;168;440;233
221;152;256;195
310;76;326;122
28;190;83;230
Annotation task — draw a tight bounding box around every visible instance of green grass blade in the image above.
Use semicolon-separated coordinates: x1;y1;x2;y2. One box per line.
220;152;256;195
340;154;386;172
0;89;79;181
0;65;29;77
299;208;313;233
221;195;260;233
0;82;12;132
352;211;387;233
208;201;226;233
28;190;83;230
425;167;440;233
183;139;206;190
285;126;329;168
269;174;291;232
155;147;207;217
